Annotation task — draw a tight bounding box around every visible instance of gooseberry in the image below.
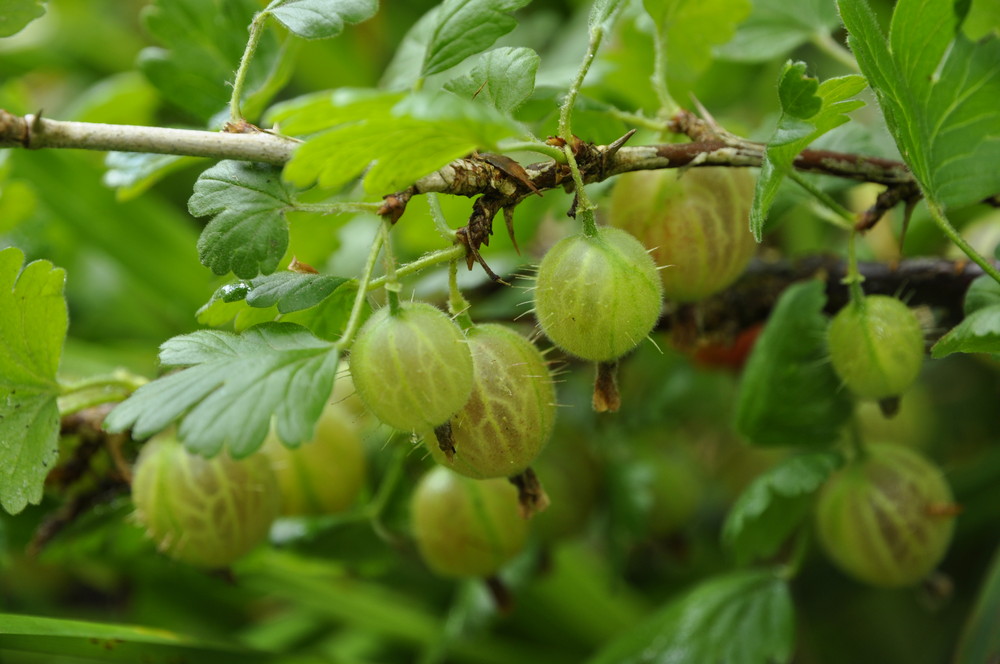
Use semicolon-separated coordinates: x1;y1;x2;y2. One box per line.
349;301;474;431
426;323;555;480
816;443;956;587
827;295;924;400
411;466;528;578
262;403;367;516
609;167;756;302
534;226;663;362
131;433;280;568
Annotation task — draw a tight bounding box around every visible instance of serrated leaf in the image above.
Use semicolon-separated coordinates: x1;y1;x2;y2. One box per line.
839;0;1000;210
189;161;293;279
0;247;67;515
0;0;46;38
931;305;1000;358
283;91;521;193
444;47;540;113
103;323;338;458
244;272;349;313
716;0;841;62
723;451;842;565
643;0;752;86
750;63;866;239
421;0;531;78
264;0;377;40
735;280;853;447
137;0;288;122
589;569;794;664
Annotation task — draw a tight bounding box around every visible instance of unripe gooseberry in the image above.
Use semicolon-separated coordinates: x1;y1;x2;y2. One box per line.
349;301;474;431
425;324;556;479
609;167;756;302
411;466;528;578
816;444;956;587
262;403;367;516
131;433;280;568
827;295;924;400
534;226;663;362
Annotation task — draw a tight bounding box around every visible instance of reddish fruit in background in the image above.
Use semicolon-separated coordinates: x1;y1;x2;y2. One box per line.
533;226;663;362
426;324;555;479
262;403;367;516
411;466;528;578
131;433;280;568
609;167;756;302
827;295;924;400
349;301;474;431
816;443;956;587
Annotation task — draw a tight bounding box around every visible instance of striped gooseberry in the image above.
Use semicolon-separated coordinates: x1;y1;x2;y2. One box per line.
533;226;663;362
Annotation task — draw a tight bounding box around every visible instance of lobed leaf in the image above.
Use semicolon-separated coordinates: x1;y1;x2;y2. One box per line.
589;569;794;664
0;247;67;515
839;0;1000;210
282;91;522;193
103;323;339;458
444;47;540;113
0;0;46;38
723;451;842;565
716;0;841;62
750;62;865;239
264;0;377;40
189;161;293;279
421;0;531;78
735;280;853;447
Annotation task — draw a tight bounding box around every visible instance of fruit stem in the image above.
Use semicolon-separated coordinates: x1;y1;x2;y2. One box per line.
648;10;680;119
229;11;268;123
847;416;868;461
364;445;407;542
927;198;1000;286
844;229;866;307
336;223;385;350
448;258;475;331
380;218;402;315
788;171;855;230
427;193;457;242
368;245;466;291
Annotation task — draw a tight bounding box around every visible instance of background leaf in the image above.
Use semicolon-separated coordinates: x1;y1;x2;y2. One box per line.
0;613;269;663
839;0;1000;209
589;569;794;664
954;545;1000;664
715;0;841;62
189;161;293;279
421;0;532;78
750;63;865;239
0;0;46;37
265;0;378;40
103;323;339;458
444;47;540;113
0;247;67;515
137;0;288;122
723;451;842;565
734;280;853;447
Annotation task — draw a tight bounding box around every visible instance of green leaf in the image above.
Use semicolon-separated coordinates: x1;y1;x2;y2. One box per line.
189;161;293;279
444;47;540;113
839;0;1000;209
103;322;339;458
244;272;350;313
954;545;1000;664
421;0;532;77
643;0;752;85
0;0;46;38
0;247;67;515
137;0;287;122
103;152;201;201
0;613;269;663
750;63;866;239
282;91;522;194
964;274;1000;315
589;569;794;664
264;0;377;40
735;280;853;447
715;0;841;62
931;306;1000;357
723;451;842;565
